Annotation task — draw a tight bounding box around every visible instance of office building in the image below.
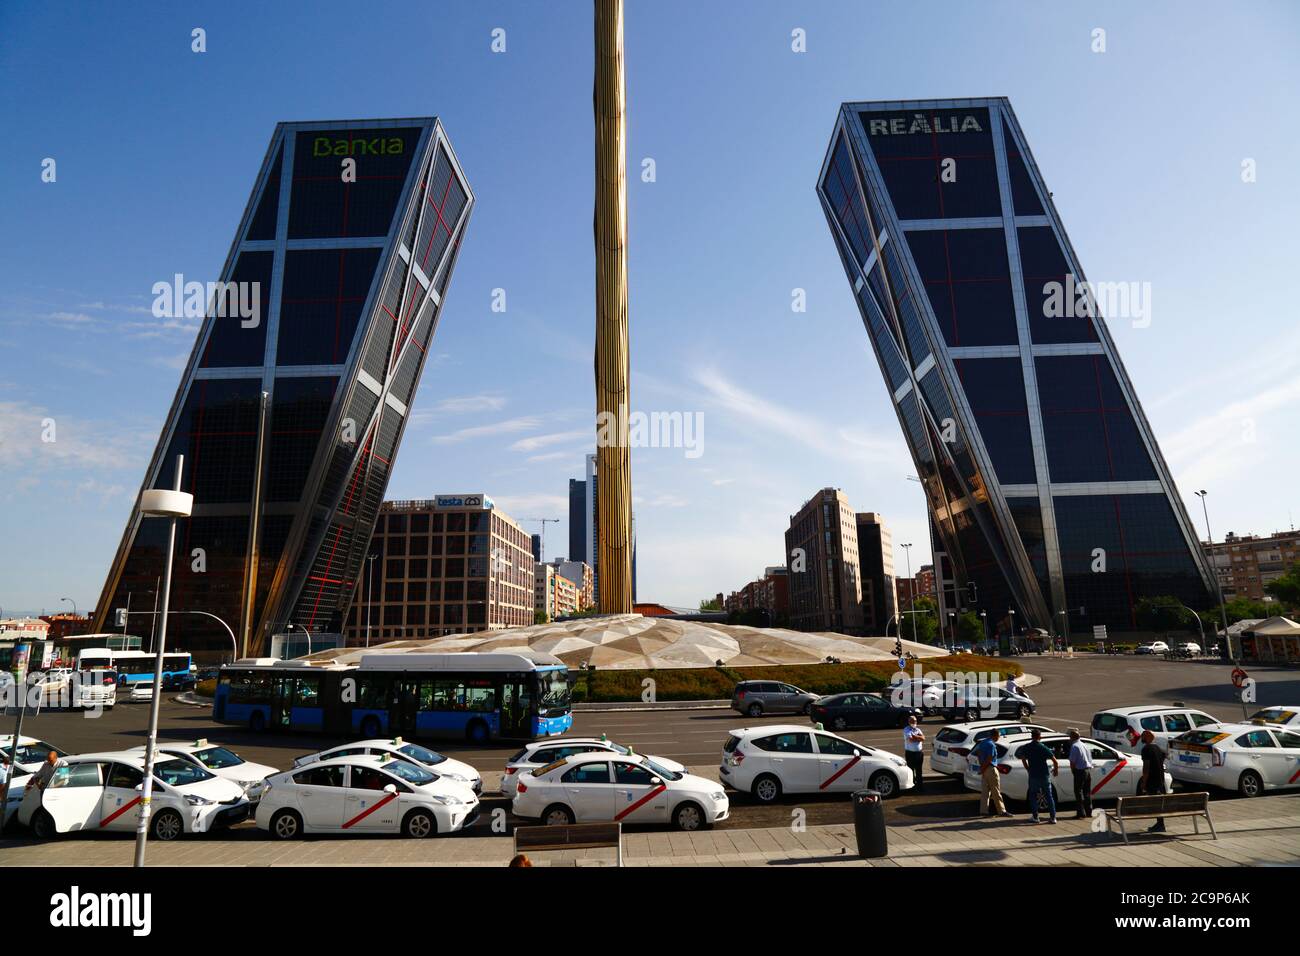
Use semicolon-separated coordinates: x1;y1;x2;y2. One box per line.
548;559;594;610
530;533;542;563
568;477;587;564
535;563;580;620
855;513;896;634
784;488;865;635
1204;529;1300;603
92;118;473;656
817;98;1214;633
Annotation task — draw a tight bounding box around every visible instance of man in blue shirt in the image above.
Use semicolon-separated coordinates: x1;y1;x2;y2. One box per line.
1018;729;1059;824
973;728;1012;817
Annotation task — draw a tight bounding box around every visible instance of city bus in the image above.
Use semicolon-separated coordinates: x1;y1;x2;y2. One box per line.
77;649;194;687
212;651;572;742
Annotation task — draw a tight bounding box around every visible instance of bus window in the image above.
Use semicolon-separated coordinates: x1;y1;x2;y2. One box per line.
294;676;320;707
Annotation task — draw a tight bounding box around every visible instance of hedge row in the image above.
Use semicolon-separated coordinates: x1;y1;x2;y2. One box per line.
570;654;1024;703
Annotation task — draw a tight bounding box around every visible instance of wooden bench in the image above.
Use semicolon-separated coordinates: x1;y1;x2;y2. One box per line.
1104;792;1216;844
514;822;623;866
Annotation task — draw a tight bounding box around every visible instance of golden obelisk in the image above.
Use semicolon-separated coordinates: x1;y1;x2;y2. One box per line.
593;0;633;613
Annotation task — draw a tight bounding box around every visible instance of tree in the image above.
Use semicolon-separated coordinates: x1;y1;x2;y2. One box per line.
699;597;722;611
954;611;984;645
1201;596;1276;629
903;597;940;645
1264;561;1300;610
1134;596;1199;634
533;609;549;625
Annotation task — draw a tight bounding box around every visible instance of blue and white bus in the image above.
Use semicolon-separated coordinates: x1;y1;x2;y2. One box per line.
78;649;193;687
212;651;572;743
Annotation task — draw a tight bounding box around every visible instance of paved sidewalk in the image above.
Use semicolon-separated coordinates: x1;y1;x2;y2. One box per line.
5;792;1294;868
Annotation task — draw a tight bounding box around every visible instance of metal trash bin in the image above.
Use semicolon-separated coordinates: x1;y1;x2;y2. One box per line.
852;789;888;858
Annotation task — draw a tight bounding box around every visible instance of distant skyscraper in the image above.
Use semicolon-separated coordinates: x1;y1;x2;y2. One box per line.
568;477;586;561
817;98;1213;633
855;512;896;634
530;533;542;563
92;118;473;655
785;488;865;635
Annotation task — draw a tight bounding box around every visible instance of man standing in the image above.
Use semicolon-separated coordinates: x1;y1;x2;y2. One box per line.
1067;728;1094;819
1139;729;1168;833
1018;728;1059;824
972;728;1013;817
902;715;925;792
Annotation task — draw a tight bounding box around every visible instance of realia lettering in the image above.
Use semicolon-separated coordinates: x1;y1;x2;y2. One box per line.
866;113;984;136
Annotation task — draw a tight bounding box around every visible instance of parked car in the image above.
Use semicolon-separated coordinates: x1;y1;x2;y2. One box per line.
810;692;921;730
293;737;482;794
501;737;683;797
929;719;1054;776
127;739;278;803
0;736;64;773
941;685;1036;722
1134;641;1170;655
720;725;912;800
1090;705;1220;754
731;681;819;717
1242;706;1300;730
128;682;155;703
1175;642;1202;656
1168;724;1300;797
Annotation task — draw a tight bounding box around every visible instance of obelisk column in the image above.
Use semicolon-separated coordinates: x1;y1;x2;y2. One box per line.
593;0;633;614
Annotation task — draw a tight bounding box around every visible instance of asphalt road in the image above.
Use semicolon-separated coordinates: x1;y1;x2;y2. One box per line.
8;655;1298;834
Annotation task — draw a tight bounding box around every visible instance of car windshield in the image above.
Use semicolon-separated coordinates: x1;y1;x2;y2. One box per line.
1251;708;1296;724
381;761;435;785
397;743;447;765
640;757;681;781
607;742;631;755
1177;731;1224;746
153;758;215;787
192;747;245;769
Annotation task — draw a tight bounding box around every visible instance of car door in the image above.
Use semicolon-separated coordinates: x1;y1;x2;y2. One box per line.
41;761;106;832
1275;732;1300;788
776;684;803;713
813;733;868;793
1087;742;1134;799
861;695;895;729
343;765;405;832
290;764;347;830
99;762;146;831
766;731;820;790
611;760;669;824
560;760;617;820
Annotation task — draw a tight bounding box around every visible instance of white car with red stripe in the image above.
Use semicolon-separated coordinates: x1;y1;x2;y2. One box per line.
1090;705;1220;754
17;751;250;841
930;720;1054;776
1168;724;1300;797
511;751;727;831
719;725;913;801
127;739;278;804
0;735;64;773
501;736;685;797
292;738;482;795
962;732;1168;807
257;753;478;839
1241;706;1300;731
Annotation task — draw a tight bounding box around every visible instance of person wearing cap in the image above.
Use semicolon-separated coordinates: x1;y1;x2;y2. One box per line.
1138;729;1167;833
902;715;925;792
1066;728;1094;819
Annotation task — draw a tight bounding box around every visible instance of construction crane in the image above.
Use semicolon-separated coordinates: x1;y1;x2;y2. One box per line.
525;518;560;564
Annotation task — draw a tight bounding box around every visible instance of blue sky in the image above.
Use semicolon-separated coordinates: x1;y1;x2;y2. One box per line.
1;1;1298;616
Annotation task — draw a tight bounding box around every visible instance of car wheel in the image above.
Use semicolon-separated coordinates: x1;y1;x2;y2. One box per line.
1016;705;1031;720
752;774;782;803
466;719;489;744
747;702;763;717
832;716;848;731
542;804;574;826
868;770;899;799
249;710;266;732
271;809;303;840
402;809;437;839
673;801;708;832
1238;770;1264;798
963;708;980;721
801;701;812;716
31;810;58;840
360;715;382;738
150;809;184;842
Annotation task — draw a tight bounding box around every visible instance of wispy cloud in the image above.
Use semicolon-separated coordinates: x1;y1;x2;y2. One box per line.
430;393;507;415
508;429;588;453
430;416;540;444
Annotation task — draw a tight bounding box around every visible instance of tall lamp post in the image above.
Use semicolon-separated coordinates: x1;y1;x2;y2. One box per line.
60;597;77;618
1007;608;1016;653
1194;490;1232;659
288;622;313;657
365;553;377;648
134;455;193;868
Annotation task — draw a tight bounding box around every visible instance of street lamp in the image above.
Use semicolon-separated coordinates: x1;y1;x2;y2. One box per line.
979;610;987;649
947;610;956;652
134;455;193;868
60;597;77;618
1008;608;1016;653
288;622;314;657
1194;490;1232;659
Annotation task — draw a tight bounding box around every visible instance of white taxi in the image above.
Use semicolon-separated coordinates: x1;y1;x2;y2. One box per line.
0;736;65;773
1241;706;1300;731
1168;724;1300;797
293;737;481;795
18;751;250;840
257;753;479;838
512;751;727;831
930;720;1054;776
962;732;1170;808
127;740;277;803
1090;705;1220;753
2;761;34;827
719;725;912;801
501;736;685;797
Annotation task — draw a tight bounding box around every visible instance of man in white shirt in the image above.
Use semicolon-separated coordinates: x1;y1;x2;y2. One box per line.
902;716;925;792
1067;728;1094;819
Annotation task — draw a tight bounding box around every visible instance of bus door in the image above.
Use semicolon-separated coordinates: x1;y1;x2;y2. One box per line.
272;677;294;729
389;679;420;735
499;677;531;738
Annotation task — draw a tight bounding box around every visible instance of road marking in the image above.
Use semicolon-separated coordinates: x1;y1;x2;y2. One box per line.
342;792;397;829
614;784;666;820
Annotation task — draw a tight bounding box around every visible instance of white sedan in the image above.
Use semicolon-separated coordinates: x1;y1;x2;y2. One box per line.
2;762;33;827
1242;706;1300;731
257;754;478;838
1134;642;1169;655
1168;724;1300;797
512;752;728;831
502;737;684;797
929;720;1054;776
293;737;481;794
0;736;64;773
127;740;278;803
962;732;1171;808
18;751;250;840
719;725;912;800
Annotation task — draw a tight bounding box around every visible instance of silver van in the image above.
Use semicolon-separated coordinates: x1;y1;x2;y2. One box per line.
730;680;818;717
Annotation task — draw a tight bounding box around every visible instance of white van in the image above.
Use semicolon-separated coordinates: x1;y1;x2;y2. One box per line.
74;670;117;710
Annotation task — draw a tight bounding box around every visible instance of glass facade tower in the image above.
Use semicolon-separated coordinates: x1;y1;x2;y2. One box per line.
92;118;472;655
817;98;1214;634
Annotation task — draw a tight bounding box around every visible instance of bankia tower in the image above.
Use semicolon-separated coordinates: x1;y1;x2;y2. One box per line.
817;98;1213;635
93;119;472;655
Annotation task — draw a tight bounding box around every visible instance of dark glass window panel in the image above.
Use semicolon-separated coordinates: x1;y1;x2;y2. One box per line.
1006;498;1050;602
388;536;406;557
266;376;339;502
407;581;426;603
864;108;1001;220
1002;126;1044;217
954;358;1036;485
855;284;909;392
412;148;468;277
410;514;429;533
198;252;273;368
288;127;419;239
905;229;1017;347
1017;227;1098;344
156;377;262;503
409;535;428;556
447;513;466;532
821;133;884;268
1035;355;1155;483
445;581;464;601
877;245;930;368
407;605;426;626
245;145;283;241
385;582;404;603
277;248;382;366
386;558;405;579
408;558;427;579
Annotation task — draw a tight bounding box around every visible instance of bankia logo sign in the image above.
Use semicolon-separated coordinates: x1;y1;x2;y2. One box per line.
864;111;985;136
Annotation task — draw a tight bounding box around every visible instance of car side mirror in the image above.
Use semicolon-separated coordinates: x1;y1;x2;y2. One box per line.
853;750;862;757
383;783;397;794
650;777;662;786
135;784;143;792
